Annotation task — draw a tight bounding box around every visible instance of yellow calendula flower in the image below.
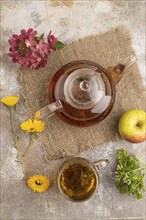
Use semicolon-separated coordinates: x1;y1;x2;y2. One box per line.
27;175;51;192
21;118;45;157
20;119;45;133
0;96;19;107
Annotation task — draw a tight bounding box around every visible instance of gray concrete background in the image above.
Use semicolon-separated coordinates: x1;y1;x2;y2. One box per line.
0;0;146;220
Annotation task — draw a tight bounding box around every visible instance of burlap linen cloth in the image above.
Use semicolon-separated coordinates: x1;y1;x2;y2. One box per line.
19;27;145;160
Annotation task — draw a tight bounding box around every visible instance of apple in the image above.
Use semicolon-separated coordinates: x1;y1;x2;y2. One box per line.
118;109;146;143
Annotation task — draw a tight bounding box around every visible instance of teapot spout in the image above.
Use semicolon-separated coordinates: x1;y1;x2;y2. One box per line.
107;55;136;84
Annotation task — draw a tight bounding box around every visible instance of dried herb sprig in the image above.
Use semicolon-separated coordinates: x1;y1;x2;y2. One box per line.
115;148;146;199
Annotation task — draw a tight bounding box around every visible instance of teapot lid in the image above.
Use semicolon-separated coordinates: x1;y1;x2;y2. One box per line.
64;68;111;111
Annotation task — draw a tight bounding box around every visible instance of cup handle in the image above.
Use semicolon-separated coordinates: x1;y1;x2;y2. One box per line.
35;100;63;120
93;159;109;171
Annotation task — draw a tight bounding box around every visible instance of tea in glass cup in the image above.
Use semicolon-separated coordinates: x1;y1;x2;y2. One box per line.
57;157;109;202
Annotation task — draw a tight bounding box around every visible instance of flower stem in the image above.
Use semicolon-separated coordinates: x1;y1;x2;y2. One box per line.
23;133;35;157
10;107;18;149
10;107;24;174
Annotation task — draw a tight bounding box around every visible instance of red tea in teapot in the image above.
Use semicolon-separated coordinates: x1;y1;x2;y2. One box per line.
48;61;114;126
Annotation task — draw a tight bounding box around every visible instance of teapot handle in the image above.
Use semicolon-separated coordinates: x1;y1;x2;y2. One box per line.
35;100;63;119
107;55;136;84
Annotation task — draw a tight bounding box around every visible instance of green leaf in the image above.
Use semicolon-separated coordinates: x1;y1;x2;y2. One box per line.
137;192;143;199
40;33;44;39
34;37;39;43
55;41;65;49
135;154;145;165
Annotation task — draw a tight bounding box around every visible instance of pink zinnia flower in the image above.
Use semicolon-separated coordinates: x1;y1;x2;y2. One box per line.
7;28;63;69
7;28;37;68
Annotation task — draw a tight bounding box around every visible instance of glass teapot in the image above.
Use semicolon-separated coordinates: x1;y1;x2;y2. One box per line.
37;55;136;127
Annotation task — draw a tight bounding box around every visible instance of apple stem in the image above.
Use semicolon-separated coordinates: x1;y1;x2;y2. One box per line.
136;122;142;127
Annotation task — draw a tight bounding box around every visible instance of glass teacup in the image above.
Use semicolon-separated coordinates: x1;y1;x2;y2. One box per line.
57;157;109;202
